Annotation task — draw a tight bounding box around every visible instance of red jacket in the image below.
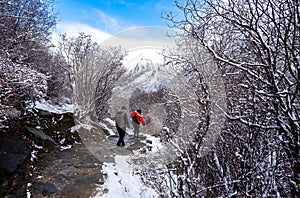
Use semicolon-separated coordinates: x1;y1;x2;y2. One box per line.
130;112;145;125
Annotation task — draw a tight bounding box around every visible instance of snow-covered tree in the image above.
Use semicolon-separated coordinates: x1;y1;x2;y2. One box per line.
0;0;67;104
156;0;300;196
43;52;72;104
130;36;228;197
0;0;57;67
57;33;126;123
0;57;47;128
132;0;298;197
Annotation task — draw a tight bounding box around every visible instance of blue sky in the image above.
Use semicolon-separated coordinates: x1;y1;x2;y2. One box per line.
53;0;178;43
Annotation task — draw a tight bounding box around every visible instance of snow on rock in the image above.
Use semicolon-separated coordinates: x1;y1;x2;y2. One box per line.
70;124;93;133
99;118;117;136
140;134;163;153
60;145;72;151
34;101;74;114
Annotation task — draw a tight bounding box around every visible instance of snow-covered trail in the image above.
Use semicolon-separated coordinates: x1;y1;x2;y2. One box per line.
93;134;161;198
94;155;158;198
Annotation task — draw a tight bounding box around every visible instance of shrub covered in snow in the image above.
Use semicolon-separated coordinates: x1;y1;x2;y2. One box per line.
0;58;47;128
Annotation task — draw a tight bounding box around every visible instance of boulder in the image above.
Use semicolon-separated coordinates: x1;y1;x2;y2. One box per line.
25;126;57;151
0;137;31;197
33;182;58;196
146;140;153;144
0;137;31;173
126;142;147;151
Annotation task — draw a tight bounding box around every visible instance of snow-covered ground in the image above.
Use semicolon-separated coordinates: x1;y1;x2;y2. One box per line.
97;157;158;198
93;134;162;198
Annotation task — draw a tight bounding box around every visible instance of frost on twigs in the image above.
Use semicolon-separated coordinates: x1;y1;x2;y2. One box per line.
0;58;47;128
57;33;126;159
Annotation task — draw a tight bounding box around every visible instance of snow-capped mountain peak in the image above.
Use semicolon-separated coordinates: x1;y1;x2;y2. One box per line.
114;49;172;96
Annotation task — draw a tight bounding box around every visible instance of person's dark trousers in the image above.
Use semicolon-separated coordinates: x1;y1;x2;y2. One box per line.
116;124;126;146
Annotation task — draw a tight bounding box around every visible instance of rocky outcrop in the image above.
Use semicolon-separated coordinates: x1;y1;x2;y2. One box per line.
0;108;80;197
0;105;156;197
25;126;56;150
30;143;103;197
0;137;31;197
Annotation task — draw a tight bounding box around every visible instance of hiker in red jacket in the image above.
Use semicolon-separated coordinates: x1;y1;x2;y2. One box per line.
130;109;145;138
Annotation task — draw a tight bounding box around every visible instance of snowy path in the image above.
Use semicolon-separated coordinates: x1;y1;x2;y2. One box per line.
33;101;160;197
93;134;160;198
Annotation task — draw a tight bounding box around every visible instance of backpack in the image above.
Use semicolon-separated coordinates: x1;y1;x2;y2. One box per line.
132;115;139;124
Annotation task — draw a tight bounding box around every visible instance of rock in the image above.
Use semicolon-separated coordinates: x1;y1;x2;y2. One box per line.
126;134;135;140
25;126;55;142
29;143;104;198
147;145;153;151
34;182;58;196
108;134;119;139
0;104;81;197
37;109;55;116
25;126;56;150
0;137;31;173
136;134;147;140
126;142;147;151
75;173;101;185
102;127;111;135
139;147;147;153
0;137;31;197
91;187;109;197
146;140;152;144
152;133;161;137
59;174;72;181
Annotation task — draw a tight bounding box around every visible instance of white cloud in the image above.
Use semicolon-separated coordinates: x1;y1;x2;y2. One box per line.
100;27;176;50
95;9;120;32
51;22;111;45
